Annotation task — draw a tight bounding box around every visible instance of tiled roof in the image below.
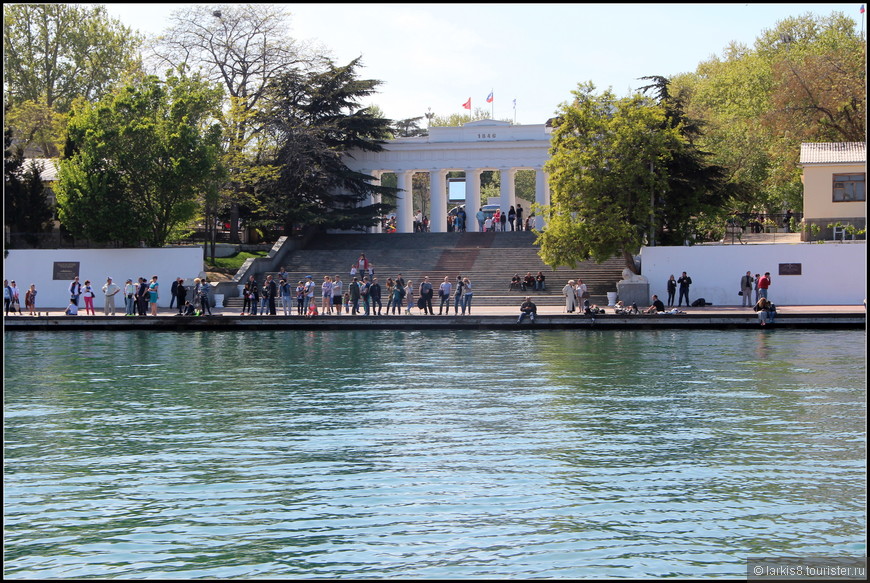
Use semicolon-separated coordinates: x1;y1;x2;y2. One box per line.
799;142;866;165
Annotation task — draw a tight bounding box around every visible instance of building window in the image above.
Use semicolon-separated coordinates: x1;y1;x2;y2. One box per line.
832;173;865;202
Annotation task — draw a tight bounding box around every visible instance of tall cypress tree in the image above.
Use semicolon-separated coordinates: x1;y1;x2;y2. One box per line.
258;57;398;233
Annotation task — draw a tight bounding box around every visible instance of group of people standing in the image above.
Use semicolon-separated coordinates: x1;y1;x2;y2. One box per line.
60;275;212;317
664;272;694;307
739;271;772;306
4;279;32;316
477;204;524;232
241;271;320;317
561;279;591;313
240;266;477;318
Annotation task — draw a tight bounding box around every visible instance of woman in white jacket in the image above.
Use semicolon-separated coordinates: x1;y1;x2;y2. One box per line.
563;280;577;313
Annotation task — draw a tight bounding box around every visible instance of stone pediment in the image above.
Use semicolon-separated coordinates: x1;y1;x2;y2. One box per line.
463;119;512;127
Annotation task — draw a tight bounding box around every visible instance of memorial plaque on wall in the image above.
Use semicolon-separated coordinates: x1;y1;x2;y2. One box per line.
53;262;80;280
778;263;801;276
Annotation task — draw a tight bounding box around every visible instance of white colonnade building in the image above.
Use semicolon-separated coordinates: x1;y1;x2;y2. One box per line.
342;119;552;233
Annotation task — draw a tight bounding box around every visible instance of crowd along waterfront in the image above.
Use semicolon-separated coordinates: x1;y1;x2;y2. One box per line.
4;328;866;578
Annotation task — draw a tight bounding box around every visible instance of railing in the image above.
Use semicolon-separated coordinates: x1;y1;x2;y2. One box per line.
5;232;130;249
6;227;253;249
727;212;803;234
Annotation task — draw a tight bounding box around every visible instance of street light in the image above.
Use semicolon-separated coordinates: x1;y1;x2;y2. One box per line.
649;160;655;246
424;107;434;128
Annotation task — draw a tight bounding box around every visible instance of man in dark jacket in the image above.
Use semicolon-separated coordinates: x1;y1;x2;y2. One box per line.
264;274;277;315
677;272;692;307
170;277;179;310
349;277;361;314
517;297;537;324
369;278;382;316
176;278;187;314
419;276;434;315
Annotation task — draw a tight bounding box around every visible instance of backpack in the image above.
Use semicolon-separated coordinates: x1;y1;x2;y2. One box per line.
691;298;710;307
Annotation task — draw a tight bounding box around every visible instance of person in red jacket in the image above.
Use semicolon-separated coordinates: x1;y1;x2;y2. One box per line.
758;272;772;299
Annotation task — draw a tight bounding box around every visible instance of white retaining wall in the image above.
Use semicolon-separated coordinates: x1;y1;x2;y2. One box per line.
639;242;866;306
4;242;865;309
4;247;204;309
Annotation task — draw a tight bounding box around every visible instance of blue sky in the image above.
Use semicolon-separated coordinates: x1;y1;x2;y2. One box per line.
99;3;865;125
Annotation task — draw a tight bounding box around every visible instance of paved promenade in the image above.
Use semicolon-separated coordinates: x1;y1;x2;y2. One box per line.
5;303;866;318
4;303;865;331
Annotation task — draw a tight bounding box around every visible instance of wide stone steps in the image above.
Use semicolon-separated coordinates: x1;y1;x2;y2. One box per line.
224;232;625;309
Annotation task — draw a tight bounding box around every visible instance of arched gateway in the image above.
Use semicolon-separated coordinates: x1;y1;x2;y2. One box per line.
342;119;552;233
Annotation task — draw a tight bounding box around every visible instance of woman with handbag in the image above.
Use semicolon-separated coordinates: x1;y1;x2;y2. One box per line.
82;280;96;315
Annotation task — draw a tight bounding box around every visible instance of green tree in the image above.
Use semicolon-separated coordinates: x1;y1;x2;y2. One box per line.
429;107;496;127
392;116;427;137
538;83;683;272
3;99;67;158
680;11;865;215
56;71;224;247
637;76;730;245
150;4;323;243
4;122;54;246
257;57;397;232
3;4;142;112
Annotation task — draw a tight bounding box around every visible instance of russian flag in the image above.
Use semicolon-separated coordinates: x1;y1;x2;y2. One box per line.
486;91;493;103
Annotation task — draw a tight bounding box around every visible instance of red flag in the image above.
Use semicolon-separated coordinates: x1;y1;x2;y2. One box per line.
462;98;471;110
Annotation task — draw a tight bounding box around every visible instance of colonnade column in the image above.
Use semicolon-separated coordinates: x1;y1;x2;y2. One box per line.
396;170;414;234
534;168;549;231
429;169;448;233
500;168;516;215
465;169;482;232
368;170;382;233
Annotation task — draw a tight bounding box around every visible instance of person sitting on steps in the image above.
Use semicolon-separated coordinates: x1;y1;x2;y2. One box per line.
522;272;535;292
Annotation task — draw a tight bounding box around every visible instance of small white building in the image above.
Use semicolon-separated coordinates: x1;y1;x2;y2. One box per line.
799;142;866;241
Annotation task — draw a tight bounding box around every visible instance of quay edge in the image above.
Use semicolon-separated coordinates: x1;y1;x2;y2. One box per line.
3;311;865;331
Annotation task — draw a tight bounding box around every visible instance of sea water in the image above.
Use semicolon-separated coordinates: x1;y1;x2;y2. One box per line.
4;329;866;578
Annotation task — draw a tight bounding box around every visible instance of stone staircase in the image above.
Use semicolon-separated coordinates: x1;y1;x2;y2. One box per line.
224;231;625;310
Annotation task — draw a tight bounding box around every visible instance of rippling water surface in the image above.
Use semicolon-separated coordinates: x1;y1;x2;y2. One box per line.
4;329;866;578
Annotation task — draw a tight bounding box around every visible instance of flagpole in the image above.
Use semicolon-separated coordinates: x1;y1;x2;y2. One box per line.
491;88;494;119
861;4;865;38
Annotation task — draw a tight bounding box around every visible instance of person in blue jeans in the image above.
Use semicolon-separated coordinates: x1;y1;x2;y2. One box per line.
517;297;537;324
462;277;473;315
280;279;292;316
453;276;464;314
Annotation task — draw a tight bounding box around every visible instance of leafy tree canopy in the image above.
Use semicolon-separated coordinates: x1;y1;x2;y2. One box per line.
55;71;224;246
539;82;727;272
3;3;142;113
257;57;398;233
678;10;865;214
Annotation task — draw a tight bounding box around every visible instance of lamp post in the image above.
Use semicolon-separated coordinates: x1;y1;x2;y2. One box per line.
424;107;434;128
649;160;655;247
